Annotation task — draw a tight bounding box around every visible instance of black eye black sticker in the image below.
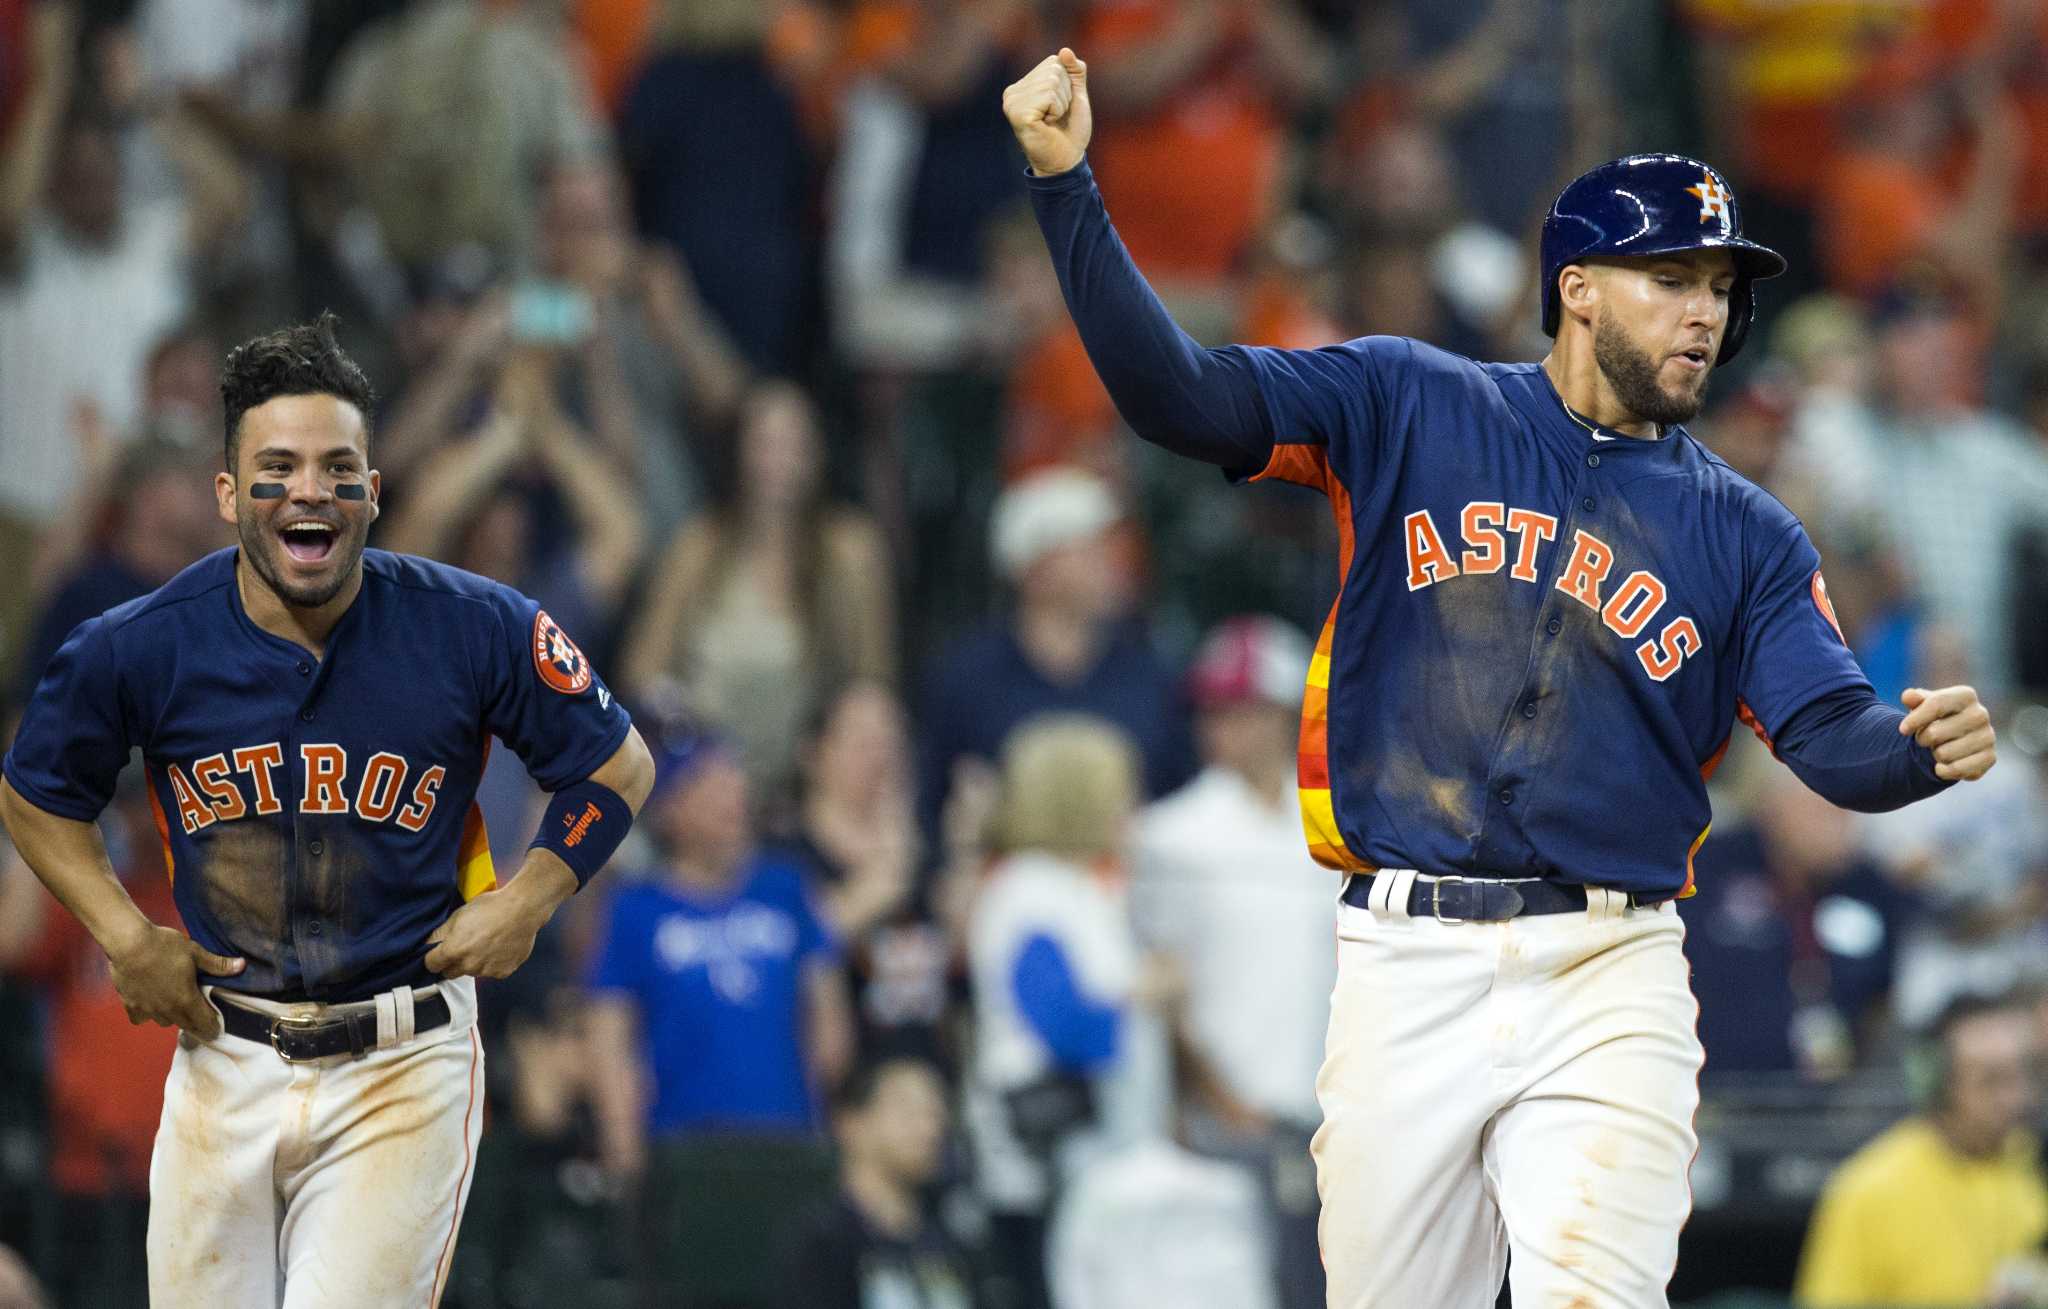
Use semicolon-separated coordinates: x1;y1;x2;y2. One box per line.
249;483;287;499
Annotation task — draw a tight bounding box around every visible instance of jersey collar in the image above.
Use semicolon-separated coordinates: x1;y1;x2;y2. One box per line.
1524;364;1690;463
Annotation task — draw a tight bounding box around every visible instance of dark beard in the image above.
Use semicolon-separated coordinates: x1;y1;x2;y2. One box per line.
1593;312;1709;427
237;513;362;608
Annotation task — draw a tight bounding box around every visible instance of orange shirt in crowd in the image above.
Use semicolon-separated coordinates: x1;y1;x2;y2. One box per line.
1075;0;1283;281
7;875;182;1196
1678;0;1981;204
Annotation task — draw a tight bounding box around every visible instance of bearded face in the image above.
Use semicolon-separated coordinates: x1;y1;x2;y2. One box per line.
1579;253;1735;429
1592;306;1714;426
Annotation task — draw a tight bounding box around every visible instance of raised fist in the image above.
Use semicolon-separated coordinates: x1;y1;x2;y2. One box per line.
1002;48;1092;177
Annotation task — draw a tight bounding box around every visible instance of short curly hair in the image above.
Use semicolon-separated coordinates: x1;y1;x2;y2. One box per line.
219;311;376;469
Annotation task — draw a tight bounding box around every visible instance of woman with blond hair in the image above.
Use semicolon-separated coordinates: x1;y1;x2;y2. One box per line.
963;714;1174;1309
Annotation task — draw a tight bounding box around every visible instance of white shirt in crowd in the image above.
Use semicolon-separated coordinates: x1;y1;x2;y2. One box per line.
1049;1138;1278;1309
0;204;190;521
964;849;1170;1214
1131;766;1338;1127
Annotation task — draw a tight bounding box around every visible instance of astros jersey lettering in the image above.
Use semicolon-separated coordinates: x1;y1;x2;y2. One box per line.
1230;337;1865;897
2;547;631;1000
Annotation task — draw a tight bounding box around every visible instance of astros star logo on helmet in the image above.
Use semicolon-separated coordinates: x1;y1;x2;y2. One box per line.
1685;172;1731;227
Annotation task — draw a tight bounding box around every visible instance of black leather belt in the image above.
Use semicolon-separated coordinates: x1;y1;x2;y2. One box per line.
217;989;451;1062
1341;872;1663;923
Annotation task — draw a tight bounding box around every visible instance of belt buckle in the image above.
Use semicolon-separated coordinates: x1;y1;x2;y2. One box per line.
1431;875;1467;925
268;1014;325;1062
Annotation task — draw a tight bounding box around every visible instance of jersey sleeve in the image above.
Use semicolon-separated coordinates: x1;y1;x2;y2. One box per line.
1;616;133;821
478;585;632;792
1226;336;1394;487
1734;519;1872;741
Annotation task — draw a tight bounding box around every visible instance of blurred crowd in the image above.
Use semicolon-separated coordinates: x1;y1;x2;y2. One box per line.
1;0;2047;1306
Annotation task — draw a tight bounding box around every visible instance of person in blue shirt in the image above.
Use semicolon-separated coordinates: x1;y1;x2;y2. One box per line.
1682;773;1915;1081
585;729;855;1181
918;466;1194;844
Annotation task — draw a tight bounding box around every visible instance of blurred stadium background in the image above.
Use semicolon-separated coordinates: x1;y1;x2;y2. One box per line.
2;0;2047;1306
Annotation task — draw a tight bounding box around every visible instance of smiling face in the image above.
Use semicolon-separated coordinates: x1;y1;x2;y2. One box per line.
216;395;380;610
1569;250;1736;426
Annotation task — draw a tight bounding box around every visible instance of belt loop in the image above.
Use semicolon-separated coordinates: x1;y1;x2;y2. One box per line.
1372;869;1417;923
374;991;398;1048
1585;887;1624;922
394;986;417;1046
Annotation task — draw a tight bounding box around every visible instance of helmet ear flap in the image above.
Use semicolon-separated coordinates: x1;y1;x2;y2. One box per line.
1716;279;1756;365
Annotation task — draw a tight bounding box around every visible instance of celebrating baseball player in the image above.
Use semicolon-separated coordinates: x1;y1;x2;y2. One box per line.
1004;49;1999;1309
0;314;655;1307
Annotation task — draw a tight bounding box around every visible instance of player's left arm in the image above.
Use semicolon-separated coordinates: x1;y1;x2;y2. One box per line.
425;726;654;980
1737;519;1991;811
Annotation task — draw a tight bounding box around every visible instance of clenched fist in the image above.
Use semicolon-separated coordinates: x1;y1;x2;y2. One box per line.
1003;48;1092;177
1899;685;1997;781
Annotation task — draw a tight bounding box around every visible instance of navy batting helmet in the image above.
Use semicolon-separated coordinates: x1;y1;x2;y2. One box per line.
1540;154;1787;364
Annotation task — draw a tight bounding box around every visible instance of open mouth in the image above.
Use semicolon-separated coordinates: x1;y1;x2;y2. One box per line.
1672;346;1710;372
279;521;338;564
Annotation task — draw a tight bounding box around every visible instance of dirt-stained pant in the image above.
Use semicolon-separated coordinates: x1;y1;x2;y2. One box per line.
147;977;484;1308
1313;872;1700;1309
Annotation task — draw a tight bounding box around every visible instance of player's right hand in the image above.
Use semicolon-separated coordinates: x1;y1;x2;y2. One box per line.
106;922;245;1040
1003;48;1092;177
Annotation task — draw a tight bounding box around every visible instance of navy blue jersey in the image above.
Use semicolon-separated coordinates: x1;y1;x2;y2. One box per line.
1233;338;1867;896
3;548;632;1000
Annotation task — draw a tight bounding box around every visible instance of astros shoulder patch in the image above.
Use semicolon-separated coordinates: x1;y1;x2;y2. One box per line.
532;610;593;694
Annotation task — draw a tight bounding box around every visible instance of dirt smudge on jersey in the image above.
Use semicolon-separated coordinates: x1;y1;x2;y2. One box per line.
196;824;288;990
295;832;371;982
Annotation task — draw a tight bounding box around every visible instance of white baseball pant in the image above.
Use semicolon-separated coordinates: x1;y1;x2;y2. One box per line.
147;976;485;1308
1312;871;1701;1308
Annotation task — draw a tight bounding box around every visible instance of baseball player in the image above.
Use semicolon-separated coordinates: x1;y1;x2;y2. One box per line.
1003;50;2000;1309
0;314;655;1307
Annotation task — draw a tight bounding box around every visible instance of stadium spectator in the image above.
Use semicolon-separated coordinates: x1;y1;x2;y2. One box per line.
528;156;751;543
622;380;895;804
825;0;1035;372
380;347;645;662
778;1053;978;1309
10;438;224;714
1130;615;1332;1309
1047;1136;1277;1309
1857;724;2048;1031
1683;772;1916;1080
964;715;1174;1309
0;91;243;528
918;466;1193;842
775;682;959;1066
584;729;854;1180
0;779;180;1309
1795;992;2048;1307
1815;68;2025;310
1070;0;1330;329
1784;285;2048;704
619;0;814;373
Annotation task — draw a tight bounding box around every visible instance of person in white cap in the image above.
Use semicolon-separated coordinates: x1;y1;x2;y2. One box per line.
1130;615;1335;1309
917;465;1193;841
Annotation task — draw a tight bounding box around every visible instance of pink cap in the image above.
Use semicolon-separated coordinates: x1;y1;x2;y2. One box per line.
1185;615;1313;709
